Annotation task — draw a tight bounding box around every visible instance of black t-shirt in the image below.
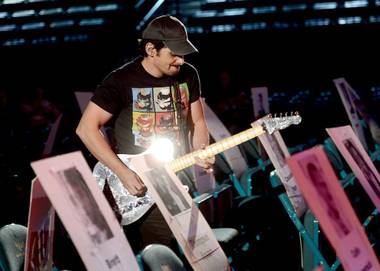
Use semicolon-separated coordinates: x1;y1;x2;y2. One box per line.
92;56;201;155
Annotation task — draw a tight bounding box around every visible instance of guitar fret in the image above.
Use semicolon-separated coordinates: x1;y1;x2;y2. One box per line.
170;160;179;171
185;156;194;167
179;158;189;169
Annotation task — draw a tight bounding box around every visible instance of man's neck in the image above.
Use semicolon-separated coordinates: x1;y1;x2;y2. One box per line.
141;57;162;78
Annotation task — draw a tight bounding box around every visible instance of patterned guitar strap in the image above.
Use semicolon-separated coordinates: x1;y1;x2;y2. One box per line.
173;79;190;156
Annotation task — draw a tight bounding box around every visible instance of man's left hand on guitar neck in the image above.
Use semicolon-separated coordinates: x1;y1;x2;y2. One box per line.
194;144;215;174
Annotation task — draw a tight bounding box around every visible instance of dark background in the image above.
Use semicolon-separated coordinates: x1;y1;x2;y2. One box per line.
1;1;380;269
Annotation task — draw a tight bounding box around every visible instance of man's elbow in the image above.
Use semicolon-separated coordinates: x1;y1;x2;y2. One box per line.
75;122;85;139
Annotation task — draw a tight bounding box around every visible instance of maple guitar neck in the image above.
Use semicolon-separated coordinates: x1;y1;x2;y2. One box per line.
169;124;265;172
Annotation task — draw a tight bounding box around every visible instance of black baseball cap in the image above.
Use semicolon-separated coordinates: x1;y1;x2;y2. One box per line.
142;15;198;56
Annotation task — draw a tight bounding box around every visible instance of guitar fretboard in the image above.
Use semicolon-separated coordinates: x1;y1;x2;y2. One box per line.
169;124;265;172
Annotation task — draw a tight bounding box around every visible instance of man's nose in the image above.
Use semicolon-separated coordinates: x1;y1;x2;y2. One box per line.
175;56;184;65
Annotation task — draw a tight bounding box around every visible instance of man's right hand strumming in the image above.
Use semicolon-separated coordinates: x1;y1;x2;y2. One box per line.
119;167;147;197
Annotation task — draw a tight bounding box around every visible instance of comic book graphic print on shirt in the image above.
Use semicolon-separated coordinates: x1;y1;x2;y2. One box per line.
132;83;190;148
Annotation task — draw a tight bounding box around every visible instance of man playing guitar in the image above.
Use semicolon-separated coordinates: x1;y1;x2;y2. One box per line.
76;15;214;253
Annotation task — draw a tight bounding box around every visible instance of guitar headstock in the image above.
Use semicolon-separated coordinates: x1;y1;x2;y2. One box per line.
260;112;302;134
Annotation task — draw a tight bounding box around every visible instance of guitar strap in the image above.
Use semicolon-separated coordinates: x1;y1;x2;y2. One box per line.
172;79;191;157
173;80;182;126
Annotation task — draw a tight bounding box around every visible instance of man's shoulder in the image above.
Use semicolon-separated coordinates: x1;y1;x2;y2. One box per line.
178;62;198;81
112;57;142;76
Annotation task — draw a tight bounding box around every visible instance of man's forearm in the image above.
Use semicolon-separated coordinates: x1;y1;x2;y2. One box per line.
192;121;210;151
76;124;134;181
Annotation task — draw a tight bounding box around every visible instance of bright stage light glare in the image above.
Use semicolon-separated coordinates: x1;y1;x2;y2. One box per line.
150;138;174;162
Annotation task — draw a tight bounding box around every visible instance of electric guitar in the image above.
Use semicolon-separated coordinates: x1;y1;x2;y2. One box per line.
93;113;302;225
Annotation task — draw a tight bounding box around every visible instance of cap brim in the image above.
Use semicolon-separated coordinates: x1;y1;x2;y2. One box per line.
163;39;198;56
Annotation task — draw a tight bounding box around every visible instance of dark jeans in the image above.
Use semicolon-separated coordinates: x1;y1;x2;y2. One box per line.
123;205;174;254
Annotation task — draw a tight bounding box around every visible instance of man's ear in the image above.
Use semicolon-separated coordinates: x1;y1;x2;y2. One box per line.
145;42;156;57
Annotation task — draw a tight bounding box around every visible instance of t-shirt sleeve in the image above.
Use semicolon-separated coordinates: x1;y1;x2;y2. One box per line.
91;72;122;115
